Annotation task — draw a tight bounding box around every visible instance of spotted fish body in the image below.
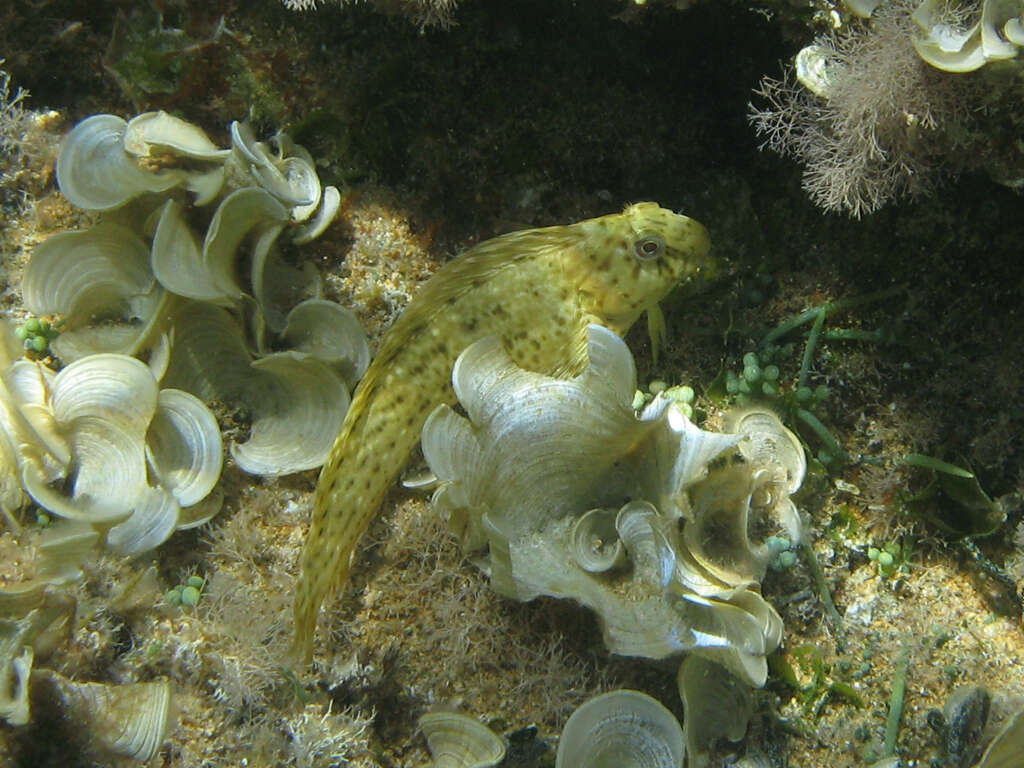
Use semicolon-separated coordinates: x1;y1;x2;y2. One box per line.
293;202;713;659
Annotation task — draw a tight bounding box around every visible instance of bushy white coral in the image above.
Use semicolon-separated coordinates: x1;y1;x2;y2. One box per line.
0;64;30;167
750;0;982;216
281;0;460;28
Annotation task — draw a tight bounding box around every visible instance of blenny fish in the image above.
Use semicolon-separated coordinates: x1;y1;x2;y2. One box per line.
293;202;713;659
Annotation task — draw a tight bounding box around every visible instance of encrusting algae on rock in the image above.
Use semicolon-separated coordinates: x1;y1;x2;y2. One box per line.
292;202;715;660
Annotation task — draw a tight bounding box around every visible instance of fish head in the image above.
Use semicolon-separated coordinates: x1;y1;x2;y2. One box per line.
573;202;714;332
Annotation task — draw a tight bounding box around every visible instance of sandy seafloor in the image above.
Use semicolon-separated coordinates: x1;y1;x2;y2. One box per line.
1;0;1024;766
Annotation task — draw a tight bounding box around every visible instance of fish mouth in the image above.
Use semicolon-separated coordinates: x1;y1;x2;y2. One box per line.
667;215;715;282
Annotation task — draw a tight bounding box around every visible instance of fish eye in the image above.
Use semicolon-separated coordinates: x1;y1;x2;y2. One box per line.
634;234;665;261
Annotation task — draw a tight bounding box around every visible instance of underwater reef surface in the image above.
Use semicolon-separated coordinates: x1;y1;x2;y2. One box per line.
1;0;1024;766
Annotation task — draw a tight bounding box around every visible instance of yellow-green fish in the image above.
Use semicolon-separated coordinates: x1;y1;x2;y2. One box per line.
292;202;713;660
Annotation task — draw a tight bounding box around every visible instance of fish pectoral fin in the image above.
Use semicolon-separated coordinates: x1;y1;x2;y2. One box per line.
646;303;666;366
547;321;593;379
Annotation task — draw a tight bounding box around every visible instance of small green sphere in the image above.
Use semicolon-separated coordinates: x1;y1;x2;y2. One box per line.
742;352;759;368
877;551;895;568
743;364;761;383
24;318;41;334
666;384;695;404
14;326;28;340
166;587;183;605
778;550;797;569
761;381;779;397
763;365;780;382
180;586;201;606
30;335;48;353
631;390;647;410
796;386;813;402
186;575;205;589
